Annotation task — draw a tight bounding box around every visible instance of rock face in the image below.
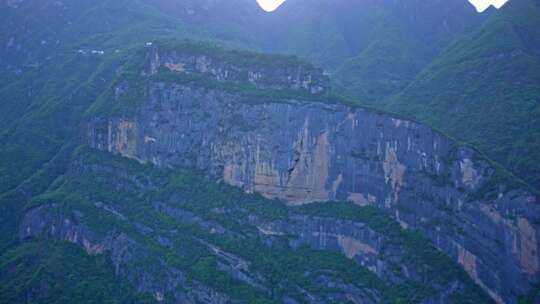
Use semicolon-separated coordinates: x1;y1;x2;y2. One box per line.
85;46;540;304
19;204;230;304
18;203;385;304
144;44;330;95
17;151;485;303
253;211;464;294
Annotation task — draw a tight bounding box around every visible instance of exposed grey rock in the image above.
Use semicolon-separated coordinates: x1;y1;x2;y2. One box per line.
251;212;478;303
19;204;230;304
153;202;240;239
86;79;540;303
82;44;540;303
143;45;330;95
19;201;386;303
313;275;379;304
94;201;126;221
201;240;267;291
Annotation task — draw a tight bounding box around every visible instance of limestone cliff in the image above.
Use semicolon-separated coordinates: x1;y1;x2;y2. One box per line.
17;150;490;303
85;45;540;304
19;204;230;304
143;42;330;95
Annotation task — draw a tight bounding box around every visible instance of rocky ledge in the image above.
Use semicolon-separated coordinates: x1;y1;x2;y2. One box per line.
142;41;330;95
85;44;540;304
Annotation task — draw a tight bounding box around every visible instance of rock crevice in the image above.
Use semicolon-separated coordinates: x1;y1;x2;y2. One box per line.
85;60;540;303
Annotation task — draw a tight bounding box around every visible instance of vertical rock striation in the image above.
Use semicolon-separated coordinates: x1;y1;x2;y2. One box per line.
85;46;540;303
19;204;230;304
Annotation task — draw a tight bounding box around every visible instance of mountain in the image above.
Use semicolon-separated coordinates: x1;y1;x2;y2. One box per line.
0;40;521;303
0;0;261;194
1;1;539;304
0;241;152;303
285;0;490;102
386;0;540;190
259;0;486;66
0;37;538;304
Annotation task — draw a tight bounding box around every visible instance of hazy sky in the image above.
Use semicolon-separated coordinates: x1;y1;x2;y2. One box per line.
256;0;285;12
256;0;509;12
469;0;509;11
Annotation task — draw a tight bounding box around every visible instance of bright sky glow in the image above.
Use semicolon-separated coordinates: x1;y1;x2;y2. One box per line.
469;0;509;12
256;0;286;12
255;0;509;13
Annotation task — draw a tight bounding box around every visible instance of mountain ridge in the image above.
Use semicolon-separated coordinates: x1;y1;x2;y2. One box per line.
1;1;539;303
82;42;539;303
386;0;540;191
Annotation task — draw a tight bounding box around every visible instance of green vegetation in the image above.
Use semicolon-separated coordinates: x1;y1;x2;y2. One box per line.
261;0;485;70
0;241;152;304
296;202;489;302
329;0;540;192
0;0;263;196
519;282;540;304
153;40;318;71
6;147;489;302
0;0;535;302
328;0;487;102
385;0;540;190
332;17;430;105
84;41;351;118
